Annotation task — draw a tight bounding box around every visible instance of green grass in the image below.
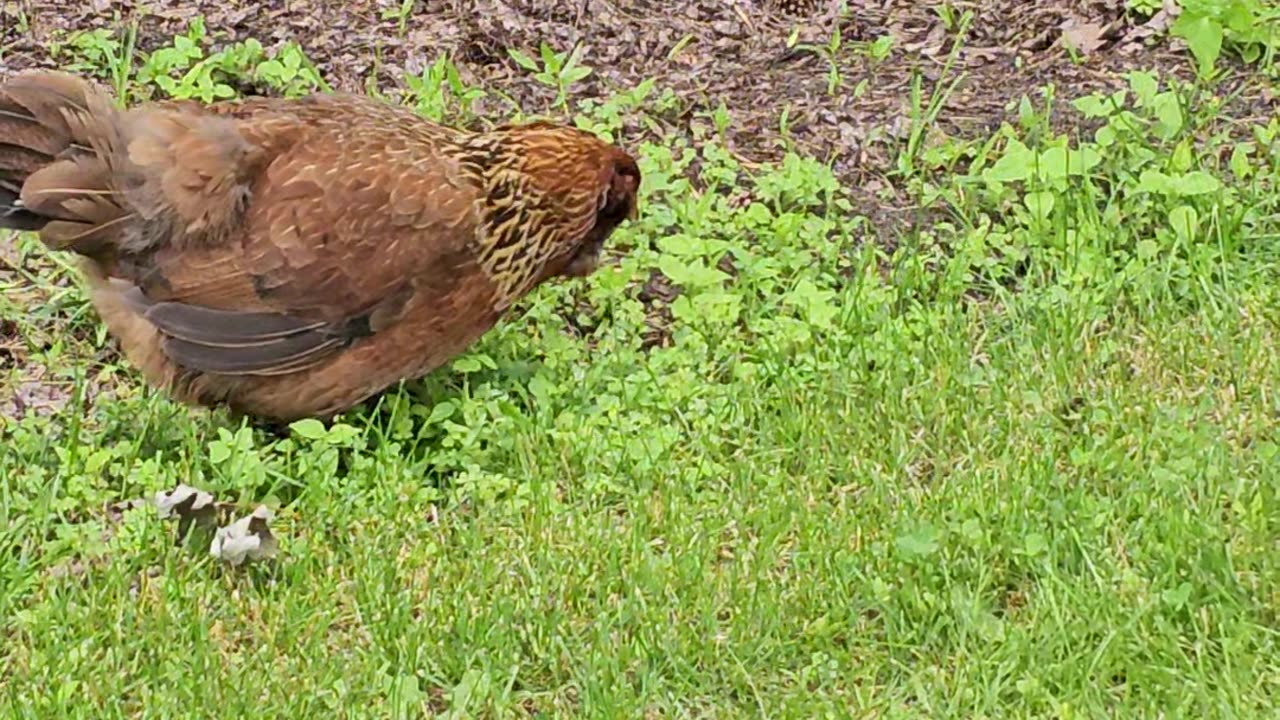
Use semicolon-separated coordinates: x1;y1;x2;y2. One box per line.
1;27;1279;719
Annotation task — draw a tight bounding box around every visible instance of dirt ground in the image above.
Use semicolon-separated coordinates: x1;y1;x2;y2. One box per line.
1;1;1223;186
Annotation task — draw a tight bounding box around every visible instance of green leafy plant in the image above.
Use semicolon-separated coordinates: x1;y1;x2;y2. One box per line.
381;0;417;37
785;24;850;95
894;10;973;180
253;42;327;97
46;24;137;101
574;78;657;143
1171;0;1280;77
47;29;120;76
133;21;325;102
404;54;486;122
1126;0;1164;15
135;19;216;98
952;68;1248;306
507;41;593;110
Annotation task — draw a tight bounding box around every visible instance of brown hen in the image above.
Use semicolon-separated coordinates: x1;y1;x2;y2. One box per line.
0;71;640;422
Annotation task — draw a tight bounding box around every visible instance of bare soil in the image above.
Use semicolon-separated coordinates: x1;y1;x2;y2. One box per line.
1;1;1215;183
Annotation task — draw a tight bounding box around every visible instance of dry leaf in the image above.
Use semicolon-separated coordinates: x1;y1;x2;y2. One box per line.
210;506;279;566
1061;19;1107;56
1126;2;1179;44
153;484;219;542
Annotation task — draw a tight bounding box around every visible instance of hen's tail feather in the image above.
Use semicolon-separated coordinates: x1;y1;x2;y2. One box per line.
3;70;267;258
0;70;130;256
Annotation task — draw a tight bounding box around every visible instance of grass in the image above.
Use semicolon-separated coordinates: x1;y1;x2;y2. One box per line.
2;22;1279;719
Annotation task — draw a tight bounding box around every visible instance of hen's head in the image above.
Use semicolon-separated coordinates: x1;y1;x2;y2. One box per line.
562;146;640;278
481;122;640;287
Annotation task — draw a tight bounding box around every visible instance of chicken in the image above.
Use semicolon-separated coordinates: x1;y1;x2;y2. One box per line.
0;70;640;422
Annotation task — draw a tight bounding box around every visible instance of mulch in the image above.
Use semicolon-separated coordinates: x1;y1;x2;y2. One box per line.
1;0;1211;186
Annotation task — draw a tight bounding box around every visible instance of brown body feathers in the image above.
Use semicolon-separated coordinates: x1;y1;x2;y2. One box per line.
0;71;640;421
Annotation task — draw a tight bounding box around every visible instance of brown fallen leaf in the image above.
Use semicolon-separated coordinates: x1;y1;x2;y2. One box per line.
1124;2;1180;47
210;506;279;566
1061;19;1108;56
153;484;219;542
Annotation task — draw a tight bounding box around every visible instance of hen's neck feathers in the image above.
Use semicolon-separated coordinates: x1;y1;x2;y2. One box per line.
451;126;620;307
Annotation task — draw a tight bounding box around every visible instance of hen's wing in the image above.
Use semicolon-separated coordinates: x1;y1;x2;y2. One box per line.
113;94;484;376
